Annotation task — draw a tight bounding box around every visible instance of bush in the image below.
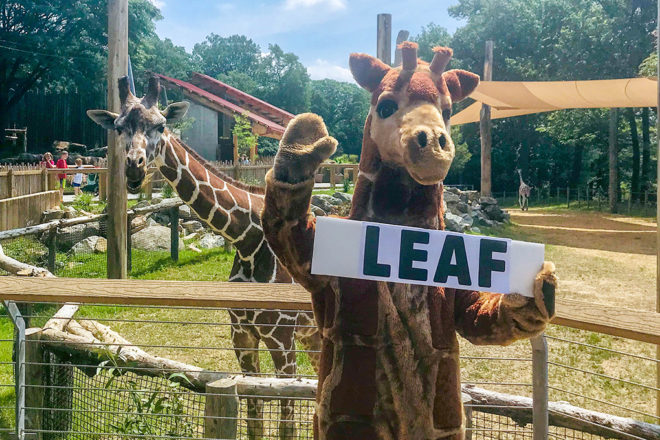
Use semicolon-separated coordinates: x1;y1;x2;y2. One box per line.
161;183;174;198
72;193;94;212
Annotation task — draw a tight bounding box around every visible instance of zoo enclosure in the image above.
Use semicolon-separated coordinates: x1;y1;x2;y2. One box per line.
0;277;657;440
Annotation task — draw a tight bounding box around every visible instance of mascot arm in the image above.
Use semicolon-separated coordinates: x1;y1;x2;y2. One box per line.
453;262;557;345
262;113;338;291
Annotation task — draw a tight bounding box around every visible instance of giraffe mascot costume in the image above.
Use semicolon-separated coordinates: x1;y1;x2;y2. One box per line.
262;42;557;440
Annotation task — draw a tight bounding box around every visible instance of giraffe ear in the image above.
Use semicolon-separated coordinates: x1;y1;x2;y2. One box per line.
349;53;391;92
162;101;190;123
87;110;118;131
442;69;480;102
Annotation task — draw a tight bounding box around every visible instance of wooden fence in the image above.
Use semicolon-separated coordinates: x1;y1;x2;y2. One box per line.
0;190;61;231
0;167;57;200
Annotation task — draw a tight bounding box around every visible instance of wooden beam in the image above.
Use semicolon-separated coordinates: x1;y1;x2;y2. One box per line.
480;40;493;197
609;108;619;213
377;13;392;65
106;0;128;279
656;1;660;417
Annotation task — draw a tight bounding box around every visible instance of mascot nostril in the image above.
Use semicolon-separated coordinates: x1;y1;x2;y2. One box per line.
439;133;447;149
417;131;428;148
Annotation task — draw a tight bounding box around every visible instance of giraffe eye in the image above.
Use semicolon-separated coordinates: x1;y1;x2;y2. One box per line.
377;100;398;119
442;109;451;120
115;126;123;135
156;125;165;134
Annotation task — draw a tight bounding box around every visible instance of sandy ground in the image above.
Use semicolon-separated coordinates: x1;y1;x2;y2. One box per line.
508;209;656;311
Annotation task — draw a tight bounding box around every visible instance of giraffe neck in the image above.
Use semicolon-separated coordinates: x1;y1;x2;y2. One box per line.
349;120;444;230
153;131;266;261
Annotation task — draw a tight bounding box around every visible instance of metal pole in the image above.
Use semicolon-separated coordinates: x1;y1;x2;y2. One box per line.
170;207;179;263
531;334;549;440
5;301;26;440
480;41;493;197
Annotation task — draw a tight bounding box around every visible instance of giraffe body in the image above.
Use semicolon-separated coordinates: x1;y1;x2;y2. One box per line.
87;77;320;440
262;43;557;439
518;169;531;211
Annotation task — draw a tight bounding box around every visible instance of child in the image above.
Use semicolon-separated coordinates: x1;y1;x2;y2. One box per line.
56;151;68;196
72;158;84;195
41;152;55;168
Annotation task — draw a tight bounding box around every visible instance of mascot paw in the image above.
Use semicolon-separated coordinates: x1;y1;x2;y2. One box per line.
534;261;557;319
274;113;338;183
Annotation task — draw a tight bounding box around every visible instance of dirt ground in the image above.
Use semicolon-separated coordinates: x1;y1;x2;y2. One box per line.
507;209;656;311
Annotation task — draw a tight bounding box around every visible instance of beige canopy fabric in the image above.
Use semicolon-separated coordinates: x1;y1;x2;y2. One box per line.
452;77;658;125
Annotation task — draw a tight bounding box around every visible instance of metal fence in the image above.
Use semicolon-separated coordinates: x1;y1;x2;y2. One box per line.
494;188;658;217
0;293;657;440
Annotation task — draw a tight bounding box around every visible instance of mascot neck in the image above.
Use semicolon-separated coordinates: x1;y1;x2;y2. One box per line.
349;117;444;230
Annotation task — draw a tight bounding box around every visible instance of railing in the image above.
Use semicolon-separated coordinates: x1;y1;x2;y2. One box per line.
0;277;657;439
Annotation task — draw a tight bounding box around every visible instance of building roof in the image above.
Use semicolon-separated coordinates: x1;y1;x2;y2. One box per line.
155;73;289;139
452;77;658;125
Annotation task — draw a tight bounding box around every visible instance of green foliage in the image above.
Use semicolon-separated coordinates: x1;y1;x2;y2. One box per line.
254;44;311;114
639;52;657;77
256;137;279;157
332;154;359;164
342;178;351;193
412;23;452;62
192;34;261;78
72;193;94;213
232;114;259;157
161;183;174;199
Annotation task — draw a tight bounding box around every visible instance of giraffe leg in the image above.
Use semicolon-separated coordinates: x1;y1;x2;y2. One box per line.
294;313;321;374
262;325;297;440
230;312;264;440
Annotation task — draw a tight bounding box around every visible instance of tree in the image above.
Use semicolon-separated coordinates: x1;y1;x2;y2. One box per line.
309;79;370;157
412;23;452;62
192;34;260;79
254;44;310;114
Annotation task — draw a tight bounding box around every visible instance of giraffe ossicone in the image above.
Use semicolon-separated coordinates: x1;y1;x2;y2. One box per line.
87;75;320;440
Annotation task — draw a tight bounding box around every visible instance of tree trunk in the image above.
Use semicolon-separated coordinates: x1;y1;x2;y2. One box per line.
641;107;651;191
608;109;619;213
627;109;640;201
570;143;583;186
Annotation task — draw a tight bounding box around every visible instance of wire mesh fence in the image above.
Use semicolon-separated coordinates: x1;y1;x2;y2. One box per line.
493;188;657;217
0;300;654;439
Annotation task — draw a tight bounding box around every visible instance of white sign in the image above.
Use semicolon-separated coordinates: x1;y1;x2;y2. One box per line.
311;217;544;297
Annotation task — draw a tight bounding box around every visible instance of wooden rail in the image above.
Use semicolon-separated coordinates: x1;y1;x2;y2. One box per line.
0;277;657;344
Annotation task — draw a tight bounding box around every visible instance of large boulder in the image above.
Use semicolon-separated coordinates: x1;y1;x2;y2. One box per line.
443;191;460;205
183;220;204;234
332;192;353;204
70;236;107;255
41;209;64;223
197;233;226;249
132;225;183;251
311;205;326;217
57;222;101;251
311;194;342;213
444;211;469;232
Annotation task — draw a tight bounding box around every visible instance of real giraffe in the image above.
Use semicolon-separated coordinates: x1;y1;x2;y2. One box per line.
88;76;319;440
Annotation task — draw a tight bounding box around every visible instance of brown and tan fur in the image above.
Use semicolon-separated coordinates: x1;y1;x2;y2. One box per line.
88;77;320;440
262;43;557;440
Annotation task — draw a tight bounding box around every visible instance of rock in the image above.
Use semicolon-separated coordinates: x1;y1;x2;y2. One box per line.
197;233;225;249
483;204;506;222
459;213;474;228
444;212;468;232
183;220;204;234
149;210;170;226
443;191;460;204
132;225;184;251
456;201;470;214
146;217;159;227
479;196;498;206
445;186;461;195
311;205;326;217
151;196;163;204
58;222;101;251
471;226;481;234
178;204;192;220
62;206;78;219
183;232;200;241
311;194;342;212
41;209;64;223
332;192;353;203
133;200;150;210
70;236;107;255
130;215;147;234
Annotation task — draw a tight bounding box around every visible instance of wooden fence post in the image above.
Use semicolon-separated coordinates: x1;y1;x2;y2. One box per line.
41;169;48;192
566;187;570;208
170;207;179;263
329;166;336;189
7;169;15;198
480;40;494;197
25;328;44;440
126;214;132;273
205;378;239;440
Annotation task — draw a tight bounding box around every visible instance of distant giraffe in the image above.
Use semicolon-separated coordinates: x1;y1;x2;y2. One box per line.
518;169;531;211
87;76;319;440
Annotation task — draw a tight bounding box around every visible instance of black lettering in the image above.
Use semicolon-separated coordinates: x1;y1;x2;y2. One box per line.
478;239;508;288
398;229;429;281
363;226;391;277
434;235;471;285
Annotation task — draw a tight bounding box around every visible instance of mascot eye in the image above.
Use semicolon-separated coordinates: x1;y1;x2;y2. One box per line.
377;100;398;119
442;109;451;120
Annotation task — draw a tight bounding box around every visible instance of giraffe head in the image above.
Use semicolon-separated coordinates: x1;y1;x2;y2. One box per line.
87;76;189;193
350;42;479;185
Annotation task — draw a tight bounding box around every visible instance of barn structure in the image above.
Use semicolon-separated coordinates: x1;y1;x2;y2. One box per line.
155;72;293;163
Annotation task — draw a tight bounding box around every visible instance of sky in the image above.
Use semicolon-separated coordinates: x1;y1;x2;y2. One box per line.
152;0;464;83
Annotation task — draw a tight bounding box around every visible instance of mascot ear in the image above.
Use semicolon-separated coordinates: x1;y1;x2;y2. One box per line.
349;53;391;92
442;69;480;102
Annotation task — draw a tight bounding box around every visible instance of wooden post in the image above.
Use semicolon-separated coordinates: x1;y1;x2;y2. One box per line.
480;41;493;197
24;329;44;439
41;169;48;192
205;378;239;440
249;137;257;163
7;169;15;198
656;2;660;417
98;171;107;201
144;179;153;200
566;187;570;208
377;13;392;65
126;214;132;273
393;30;410;66
329;165;336;189
106;0;128;279
608;108;619;214
170;207;179;263
47;227;56;274
232;134;239;165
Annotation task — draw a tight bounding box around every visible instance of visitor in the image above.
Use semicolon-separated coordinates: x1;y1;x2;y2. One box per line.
72;158;84;196
56;151;69;196
41;152;55;168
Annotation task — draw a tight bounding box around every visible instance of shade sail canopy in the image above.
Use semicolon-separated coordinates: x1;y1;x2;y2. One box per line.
452;77;658;125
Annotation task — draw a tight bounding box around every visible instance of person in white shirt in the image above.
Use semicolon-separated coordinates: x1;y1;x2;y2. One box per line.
73;158;84;195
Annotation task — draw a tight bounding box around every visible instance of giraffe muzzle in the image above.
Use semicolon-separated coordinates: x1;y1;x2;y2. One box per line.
126;160;146;194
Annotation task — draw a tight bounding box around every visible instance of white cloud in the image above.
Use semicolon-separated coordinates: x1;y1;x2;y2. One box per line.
307;59;354;83
284;0;346;11
149;0;165;9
